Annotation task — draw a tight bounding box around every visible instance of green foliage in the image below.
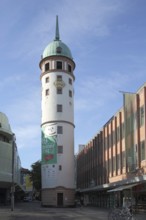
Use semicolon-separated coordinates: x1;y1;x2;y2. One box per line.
30;160;41;191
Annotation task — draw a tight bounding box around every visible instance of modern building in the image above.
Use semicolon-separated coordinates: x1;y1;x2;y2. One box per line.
0;112;21;205
77;83;146;208
21;168;33;198
40;16;75;207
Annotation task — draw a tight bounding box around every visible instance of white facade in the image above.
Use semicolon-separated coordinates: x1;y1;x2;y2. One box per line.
40;17;75;207
41;71;74;124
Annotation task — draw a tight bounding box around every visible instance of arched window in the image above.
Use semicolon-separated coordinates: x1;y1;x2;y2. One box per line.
68;64;72;73
45;89;49;96
56;61;62;69
45;77;49;83
45;63;50;71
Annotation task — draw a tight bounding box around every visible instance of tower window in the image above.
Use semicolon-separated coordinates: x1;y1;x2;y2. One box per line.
45;77;49;83
57;75;62;81
57;126;63;134
59;165;62;171
68;64;72;73
69;78;72;85
45;63;50;71
57;104;62;112
58;145;63;154
69;90;72;97
45;89;49;96
56;61;62;69
57;88;62;94
140;106;144;126
56;47;62;53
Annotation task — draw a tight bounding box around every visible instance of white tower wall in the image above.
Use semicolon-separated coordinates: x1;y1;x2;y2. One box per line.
41;71;74;123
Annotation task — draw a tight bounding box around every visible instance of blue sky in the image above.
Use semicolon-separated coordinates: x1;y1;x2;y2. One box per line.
0;0;146;169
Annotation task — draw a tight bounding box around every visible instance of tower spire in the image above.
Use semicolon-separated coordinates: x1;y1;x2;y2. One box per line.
55;15;60;41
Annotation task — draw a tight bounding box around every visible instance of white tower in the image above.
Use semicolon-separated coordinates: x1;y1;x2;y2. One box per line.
40;16;75;207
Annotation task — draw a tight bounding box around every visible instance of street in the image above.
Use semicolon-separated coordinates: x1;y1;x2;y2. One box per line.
0;201;107;220
0;201;145;220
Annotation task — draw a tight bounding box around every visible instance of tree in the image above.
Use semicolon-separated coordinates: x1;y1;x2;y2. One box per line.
30;160;41;192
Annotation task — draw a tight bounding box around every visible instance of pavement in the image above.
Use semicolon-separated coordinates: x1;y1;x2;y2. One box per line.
0;201;145;219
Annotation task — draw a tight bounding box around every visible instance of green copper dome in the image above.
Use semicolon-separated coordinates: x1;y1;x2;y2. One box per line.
43;40;73;59
42;16;73;60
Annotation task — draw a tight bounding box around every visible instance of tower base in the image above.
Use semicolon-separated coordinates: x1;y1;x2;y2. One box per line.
41;187;75;207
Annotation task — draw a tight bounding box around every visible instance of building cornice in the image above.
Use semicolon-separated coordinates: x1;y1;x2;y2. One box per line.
41;120;75;128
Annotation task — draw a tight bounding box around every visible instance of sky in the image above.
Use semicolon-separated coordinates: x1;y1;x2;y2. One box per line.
0;0;146;169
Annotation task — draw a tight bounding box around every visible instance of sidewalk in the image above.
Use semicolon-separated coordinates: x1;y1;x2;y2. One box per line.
0;202;146;220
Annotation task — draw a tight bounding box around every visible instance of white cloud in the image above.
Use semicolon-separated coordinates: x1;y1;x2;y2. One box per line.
0;74;24;89
75;71;128;112
0;0;126;61
60;0;123;39
0;72;41;152
14;124;40;149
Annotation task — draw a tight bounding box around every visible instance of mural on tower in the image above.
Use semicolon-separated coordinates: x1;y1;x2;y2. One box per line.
42;124;57;164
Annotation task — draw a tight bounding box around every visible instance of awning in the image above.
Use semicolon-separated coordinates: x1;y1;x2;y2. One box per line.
107;183;140;192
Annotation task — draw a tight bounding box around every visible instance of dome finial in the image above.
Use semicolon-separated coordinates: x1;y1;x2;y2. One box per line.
55;15;60;41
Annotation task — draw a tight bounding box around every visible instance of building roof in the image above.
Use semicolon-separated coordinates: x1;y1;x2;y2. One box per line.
42;16;73;60
0;112;12;135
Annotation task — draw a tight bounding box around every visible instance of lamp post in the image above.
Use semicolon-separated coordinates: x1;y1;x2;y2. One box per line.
11;133;15;211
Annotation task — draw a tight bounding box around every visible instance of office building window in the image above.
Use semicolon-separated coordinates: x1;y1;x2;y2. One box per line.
122;151;126;168
45;63;50;71
45;77;49;83
57;88;62;94
58;145;63;154
117;154;120;170
140;106;144;126
109;158;112;175
57;104;62;112
56;61;62;69
45;89;49;96
112;131;115;145
121;123;125;139
57;126;63;134
116;127;120;142
0;134;9;143
113;156;116;173
140;140;145;161
108;133;111;148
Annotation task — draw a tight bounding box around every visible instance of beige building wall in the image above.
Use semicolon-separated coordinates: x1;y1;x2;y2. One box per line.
77;83;146;197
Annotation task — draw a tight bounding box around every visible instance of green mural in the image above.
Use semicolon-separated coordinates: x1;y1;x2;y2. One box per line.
42;129;57;164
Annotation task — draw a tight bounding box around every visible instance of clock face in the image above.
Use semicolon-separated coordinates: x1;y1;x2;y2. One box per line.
44;124;57;136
